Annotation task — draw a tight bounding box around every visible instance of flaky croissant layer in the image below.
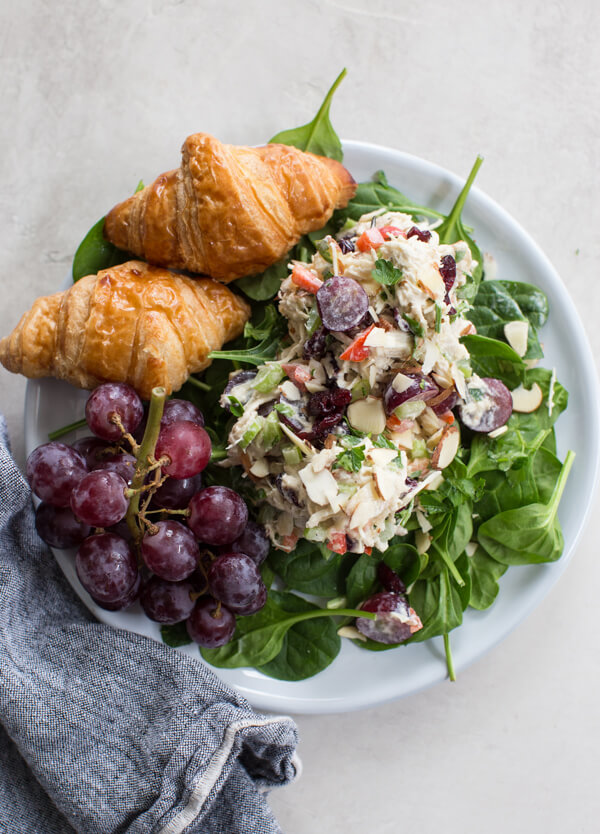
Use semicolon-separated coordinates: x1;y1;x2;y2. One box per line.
0;262;250;399
104;133;357;282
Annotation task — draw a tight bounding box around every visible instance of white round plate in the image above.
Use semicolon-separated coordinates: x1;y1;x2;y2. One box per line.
25;141;600;715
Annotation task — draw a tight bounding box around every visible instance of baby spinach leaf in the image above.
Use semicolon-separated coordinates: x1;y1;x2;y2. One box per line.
466;546;507;610
468;281;546;359
236;257;289;301
72;216;130;282
461;333;526;388
72;180;144;281
200;594;373;669
160;622;192;648
496;281;549;328
257;591;341;680
474;446;563;522
344;542;424;609
437;156;484;301
409;557;471;644
338;169;443;223
268;539;354;597
269;68;346;161
477;450;574;565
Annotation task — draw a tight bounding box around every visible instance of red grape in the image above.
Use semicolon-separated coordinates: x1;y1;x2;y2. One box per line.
188;486;248;545
71;436;108;469
383;373;439;415
186;597;236;647
35;502;91;549
140;576;195;624
94;574;141;611
76;533;138;604
141;520;199;581
85;382;144;442
70;470;129;527
161;399;205;428
155;421;211;478
207;552;265;614
26;442;88;507
225;521;270;566
151;473;202;510
94;452;137;484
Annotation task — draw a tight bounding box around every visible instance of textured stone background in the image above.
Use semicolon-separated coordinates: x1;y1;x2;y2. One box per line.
1;1;599;832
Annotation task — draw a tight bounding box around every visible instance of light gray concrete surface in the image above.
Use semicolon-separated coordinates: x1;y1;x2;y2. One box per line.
1;1;599;832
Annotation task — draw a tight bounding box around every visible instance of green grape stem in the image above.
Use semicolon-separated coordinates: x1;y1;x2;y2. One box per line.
125;387;167;542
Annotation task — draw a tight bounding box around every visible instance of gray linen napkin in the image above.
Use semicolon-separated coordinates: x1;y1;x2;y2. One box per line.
0;416;299;834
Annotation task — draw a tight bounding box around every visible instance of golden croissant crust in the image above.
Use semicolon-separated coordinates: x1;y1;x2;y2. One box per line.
0;261;250;399
104;133;357;282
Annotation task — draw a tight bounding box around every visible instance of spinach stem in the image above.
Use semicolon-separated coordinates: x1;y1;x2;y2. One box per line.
48;416;87;441
548;449;575;523
444;632;456;682
438;155;484;243
436;548;466;587
186;376;211;392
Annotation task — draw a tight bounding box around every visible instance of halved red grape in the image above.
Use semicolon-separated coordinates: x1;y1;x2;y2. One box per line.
316;275;369;332
383;374;439;415
141;520;199;582
188;486;248;545
26;442;88;507
70;470;129;527
161;399;205;428
429;387;459;416
155;421;211;478
226;520;270;566
458;377;513;433
85;382;144;442
356;592;422;644
377;562;406;595
76;533;138;604
207;552;265;614
140;576;195;624
186;597;236;647
35;502;91;549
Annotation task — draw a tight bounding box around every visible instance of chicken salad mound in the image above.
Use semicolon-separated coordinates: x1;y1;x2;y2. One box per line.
221;210;512;555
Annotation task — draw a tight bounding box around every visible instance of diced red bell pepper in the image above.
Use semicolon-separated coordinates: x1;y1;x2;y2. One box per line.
339;324;376;362
278;533;300;552
291;264;323;293
328;532;347;555
364;546;373;555
385;415;415;432
356;228;385;252
379;225;406;241
281;363;312;390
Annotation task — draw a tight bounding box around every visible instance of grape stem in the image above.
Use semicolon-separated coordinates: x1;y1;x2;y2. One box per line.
125;387;167;543
47;416;87;441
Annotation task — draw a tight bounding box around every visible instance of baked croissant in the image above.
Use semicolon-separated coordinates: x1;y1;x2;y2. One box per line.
104;133;356;283
0;261;250;400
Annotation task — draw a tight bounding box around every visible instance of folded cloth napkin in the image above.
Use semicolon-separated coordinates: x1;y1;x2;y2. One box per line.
0;416;299;834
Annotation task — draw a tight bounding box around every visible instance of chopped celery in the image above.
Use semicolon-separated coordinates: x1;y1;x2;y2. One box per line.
394;400;426;420
282;444;303;466
252;363;284;393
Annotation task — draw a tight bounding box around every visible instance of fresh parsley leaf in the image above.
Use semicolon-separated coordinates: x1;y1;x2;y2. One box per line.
402;313;425;337
333;444;365;472
227;396;244;417
372;258;403;287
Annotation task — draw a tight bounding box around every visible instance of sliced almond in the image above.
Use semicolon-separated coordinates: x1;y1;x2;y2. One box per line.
298;466;338;506
390;429;414;450
367;447;399;467
392;372;415;394
423;471;444;491
415;529;432;554
431;425;460;470
374;467;399;501
511;382;543;413
337;625;368;642
249;459;270;478
488;425;508;439
347;397;386;435
417;263;445;299
504;320;529;357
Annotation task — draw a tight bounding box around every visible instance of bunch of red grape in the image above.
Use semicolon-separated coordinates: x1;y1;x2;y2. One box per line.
27;382;270;648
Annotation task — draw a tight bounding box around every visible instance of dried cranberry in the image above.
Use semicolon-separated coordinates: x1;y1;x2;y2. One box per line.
275;475;302;507
310;413;345;438
439;255;456;294
407;226;432;243
338;238;355;254
303;325;328;359
307;387;352;419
